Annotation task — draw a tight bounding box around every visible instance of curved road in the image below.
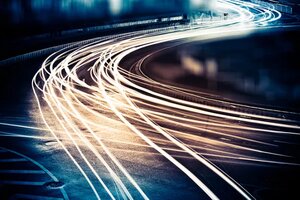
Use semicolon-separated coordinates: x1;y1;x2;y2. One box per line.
1;0;297;200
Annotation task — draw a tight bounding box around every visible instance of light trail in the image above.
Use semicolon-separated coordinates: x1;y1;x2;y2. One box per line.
28;0;300;199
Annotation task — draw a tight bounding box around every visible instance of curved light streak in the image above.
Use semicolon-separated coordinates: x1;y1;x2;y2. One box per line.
29;1;299;200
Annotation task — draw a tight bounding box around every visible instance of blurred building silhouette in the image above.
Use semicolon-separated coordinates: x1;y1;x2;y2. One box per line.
1;0;214;24
0;0;215;38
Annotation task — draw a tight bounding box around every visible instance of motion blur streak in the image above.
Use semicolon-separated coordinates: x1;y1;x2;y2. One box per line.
29;0;299;199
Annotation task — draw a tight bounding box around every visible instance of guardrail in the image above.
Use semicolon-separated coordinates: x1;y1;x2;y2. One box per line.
0;22;188;67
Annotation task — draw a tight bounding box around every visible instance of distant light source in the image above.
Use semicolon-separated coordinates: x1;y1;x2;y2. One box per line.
190;0;204;7
109;0;122;15
189;0;217;10
82;0;93;7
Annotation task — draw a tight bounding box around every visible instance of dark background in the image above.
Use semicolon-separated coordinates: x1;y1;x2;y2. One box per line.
0;0;199;39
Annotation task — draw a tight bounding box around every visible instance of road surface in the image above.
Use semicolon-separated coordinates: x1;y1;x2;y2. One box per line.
1;0;300;199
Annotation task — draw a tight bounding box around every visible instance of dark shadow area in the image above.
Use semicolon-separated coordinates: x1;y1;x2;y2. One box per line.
142;27;300;112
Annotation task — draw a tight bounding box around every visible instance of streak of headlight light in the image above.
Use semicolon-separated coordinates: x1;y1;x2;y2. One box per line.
111;51;254;200
52;51;138;199
31;1;285;200
97;57;220;200
62;58;150;200
32;65;103;200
